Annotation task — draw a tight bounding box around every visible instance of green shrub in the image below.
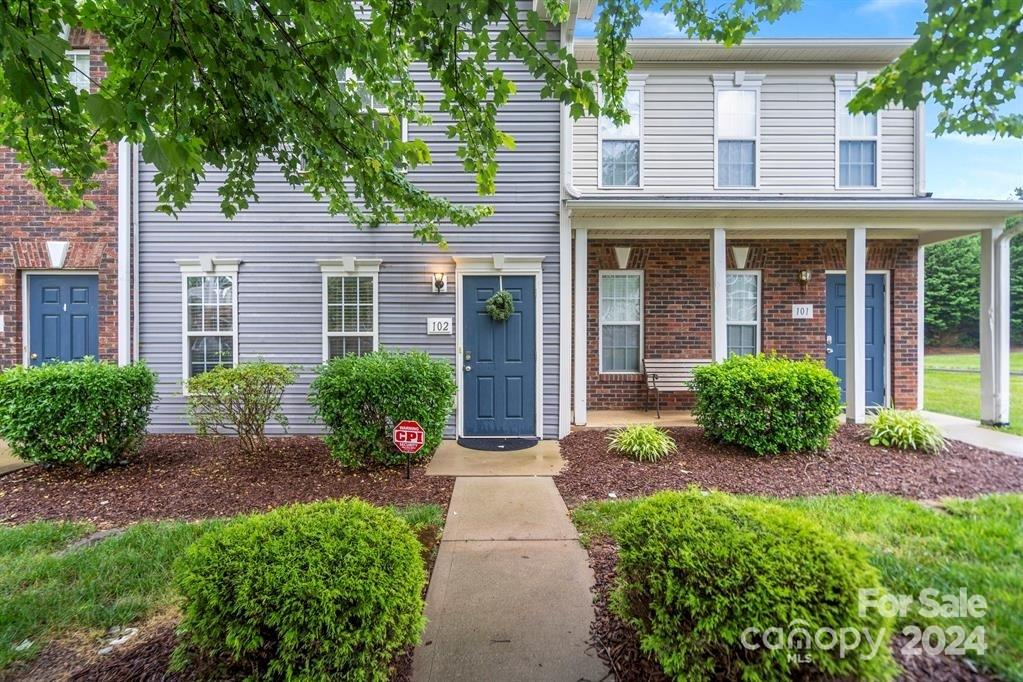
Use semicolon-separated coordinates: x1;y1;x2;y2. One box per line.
309;350;456;468
691;353;841;455
607;424;677;462
611;490;897;682
174;499;426;681
186;360;297;454
868;408;946;454
0;360;156;469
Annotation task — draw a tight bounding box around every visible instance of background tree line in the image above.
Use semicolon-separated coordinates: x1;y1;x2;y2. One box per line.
925;190;1023;348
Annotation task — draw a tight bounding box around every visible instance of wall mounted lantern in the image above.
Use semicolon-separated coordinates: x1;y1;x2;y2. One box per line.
798;270;812;291
433;272;448;293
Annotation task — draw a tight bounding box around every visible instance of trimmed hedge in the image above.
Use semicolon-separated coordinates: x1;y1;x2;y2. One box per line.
309;350;456;468
0;359;156;469
690;353;841;455
174;499;426;681
611;490;897;682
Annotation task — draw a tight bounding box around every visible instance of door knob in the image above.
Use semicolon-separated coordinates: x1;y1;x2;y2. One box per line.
30;353;38;360
826;348;833;354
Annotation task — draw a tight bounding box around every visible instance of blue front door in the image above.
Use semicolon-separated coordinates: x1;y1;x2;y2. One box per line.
825;274;886;407
463;275;536;437
28;274;99;366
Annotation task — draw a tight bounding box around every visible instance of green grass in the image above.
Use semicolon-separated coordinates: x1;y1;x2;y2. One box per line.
572;493;1023;681
924;367;1023;436
925;351;1023;373
0;503;444;672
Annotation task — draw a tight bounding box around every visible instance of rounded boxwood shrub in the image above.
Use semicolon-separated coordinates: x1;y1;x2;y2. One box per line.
174;499;427;681
691;353;841;455
611;489;897;682
309;350;456;468
0;359;156;469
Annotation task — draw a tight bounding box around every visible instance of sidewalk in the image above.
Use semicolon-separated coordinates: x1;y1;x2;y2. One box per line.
0;440;28;476
922;411;1023;459
413;470;607;681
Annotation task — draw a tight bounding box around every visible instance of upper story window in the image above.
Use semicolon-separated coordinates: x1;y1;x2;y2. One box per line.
339;69;408;142
836;77;879;188
599;271;643;372
319;258;381;361
66;50;90;92
726;271;760;356
178;259;240;380
713;73;762;189
599;85;644;188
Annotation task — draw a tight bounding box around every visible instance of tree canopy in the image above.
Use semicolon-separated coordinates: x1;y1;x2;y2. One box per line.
0;0;798;245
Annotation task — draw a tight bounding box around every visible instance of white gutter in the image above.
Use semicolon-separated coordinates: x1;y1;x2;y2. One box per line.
116;140;131;366
557;0;579;438
566;197;1023;215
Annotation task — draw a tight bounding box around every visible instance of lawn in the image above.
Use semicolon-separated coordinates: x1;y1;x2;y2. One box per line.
573;493;1023;682
924;351;1023;437
0;504;444;673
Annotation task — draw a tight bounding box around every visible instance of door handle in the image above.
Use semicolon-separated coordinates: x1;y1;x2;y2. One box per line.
30;353;38;360
464;365;472;372
826;348;833;354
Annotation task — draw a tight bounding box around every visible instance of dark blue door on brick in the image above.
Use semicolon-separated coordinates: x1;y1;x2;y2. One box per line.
28;274;99;366
825;273;886;407
463;275;536;437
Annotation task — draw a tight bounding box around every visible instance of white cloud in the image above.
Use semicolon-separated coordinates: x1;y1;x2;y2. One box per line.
857;0;920;15
633;10;683;38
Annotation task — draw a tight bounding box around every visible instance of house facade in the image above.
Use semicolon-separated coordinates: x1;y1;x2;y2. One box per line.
0;30;132;372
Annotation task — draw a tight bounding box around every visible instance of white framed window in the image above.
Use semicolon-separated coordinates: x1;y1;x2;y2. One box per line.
178;259;240;380
339;69;409;142
598;79;645;188
713;73;762;189
318;258;381;361
66;50;90;92
726;270;760;356
835;75;880;188
599;270;643;373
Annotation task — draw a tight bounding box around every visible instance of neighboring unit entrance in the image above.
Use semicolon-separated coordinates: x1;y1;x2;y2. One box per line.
825;273;886;407
27;274;99;366
462;275;537;437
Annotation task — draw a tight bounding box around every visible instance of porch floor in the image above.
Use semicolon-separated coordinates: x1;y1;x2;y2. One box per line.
576;409;696;430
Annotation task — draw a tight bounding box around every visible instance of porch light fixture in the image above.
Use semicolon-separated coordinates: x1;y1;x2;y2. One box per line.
799;270;812;290
433;272;448;293
731;246;750;270
614;246;631;270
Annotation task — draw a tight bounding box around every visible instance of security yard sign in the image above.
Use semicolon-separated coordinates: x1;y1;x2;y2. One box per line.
393;420;425;454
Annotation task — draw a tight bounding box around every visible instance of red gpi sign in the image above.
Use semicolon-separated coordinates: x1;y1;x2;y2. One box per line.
392;420;426;454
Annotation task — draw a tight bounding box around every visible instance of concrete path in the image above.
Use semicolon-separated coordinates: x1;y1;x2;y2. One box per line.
413;475;607;681
0;440;29;476
427;440;564;477
922;411;1023;458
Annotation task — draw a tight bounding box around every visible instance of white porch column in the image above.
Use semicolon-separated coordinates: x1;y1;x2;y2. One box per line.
980;226;1011;425
573;227;588;425
845;228;867;424
916;243;926;410
710;228;728;362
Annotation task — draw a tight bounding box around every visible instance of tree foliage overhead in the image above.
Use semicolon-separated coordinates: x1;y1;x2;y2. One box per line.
0;0;798;245
851;0;1023;139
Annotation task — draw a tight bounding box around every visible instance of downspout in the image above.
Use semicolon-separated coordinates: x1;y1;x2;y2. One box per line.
558;0;580;437
131;144;140;361
117;140;131;366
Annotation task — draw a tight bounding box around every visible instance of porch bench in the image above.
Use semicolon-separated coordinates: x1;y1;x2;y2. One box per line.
644;358;713;418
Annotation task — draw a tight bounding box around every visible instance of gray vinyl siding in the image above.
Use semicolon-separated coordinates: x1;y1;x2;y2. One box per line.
574;63;918;195
138;53;561;436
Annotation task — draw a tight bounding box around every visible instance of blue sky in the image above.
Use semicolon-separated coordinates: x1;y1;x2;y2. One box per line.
576;0;1023;200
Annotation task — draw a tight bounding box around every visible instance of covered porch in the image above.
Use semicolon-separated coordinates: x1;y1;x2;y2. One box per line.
567;196;1022;429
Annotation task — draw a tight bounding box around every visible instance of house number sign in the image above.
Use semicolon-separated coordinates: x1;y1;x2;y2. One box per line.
427;317;453;335
792;304;814;319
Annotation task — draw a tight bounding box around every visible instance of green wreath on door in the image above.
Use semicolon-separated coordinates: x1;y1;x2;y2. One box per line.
485;290;514;322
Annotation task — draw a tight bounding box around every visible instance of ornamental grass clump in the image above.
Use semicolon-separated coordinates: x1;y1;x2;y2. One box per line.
868;408;946;454
691;353;841;456
0;359;156;469
173;499;426;681
611;489;897;682
607;424;677;462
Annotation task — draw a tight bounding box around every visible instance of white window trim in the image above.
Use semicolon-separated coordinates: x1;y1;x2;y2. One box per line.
834;73;882;190
177;258;240;389
712;72;763;191
598;269;644;374
318;257;382;362
725;269;761;356
597;75;647;190
65;49;90;92
341;68;409;143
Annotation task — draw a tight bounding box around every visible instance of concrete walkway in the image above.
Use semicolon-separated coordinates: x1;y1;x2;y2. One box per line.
922;411;1023;458
414;470;607;681
0;440;28;476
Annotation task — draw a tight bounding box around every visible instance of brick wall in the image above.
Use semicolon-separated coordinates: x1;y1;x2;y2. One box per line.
0;30;120;369
583;237;919;411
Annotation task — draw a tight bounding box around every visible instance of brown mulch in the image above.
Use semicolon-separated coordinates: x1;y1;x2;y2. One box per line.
585;539;992;682
557;425;1023;506
0;436;453;528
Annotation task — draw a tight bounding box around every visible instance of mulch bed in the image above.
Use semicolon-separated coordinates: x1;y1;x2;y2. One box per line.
557;425;1023;506
0;435;453;528
586;538;992;682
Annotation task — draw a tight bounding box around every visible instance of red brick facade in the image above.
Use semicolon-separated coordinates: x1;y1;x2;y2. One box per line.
583;238;919;411
0;31;121;369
